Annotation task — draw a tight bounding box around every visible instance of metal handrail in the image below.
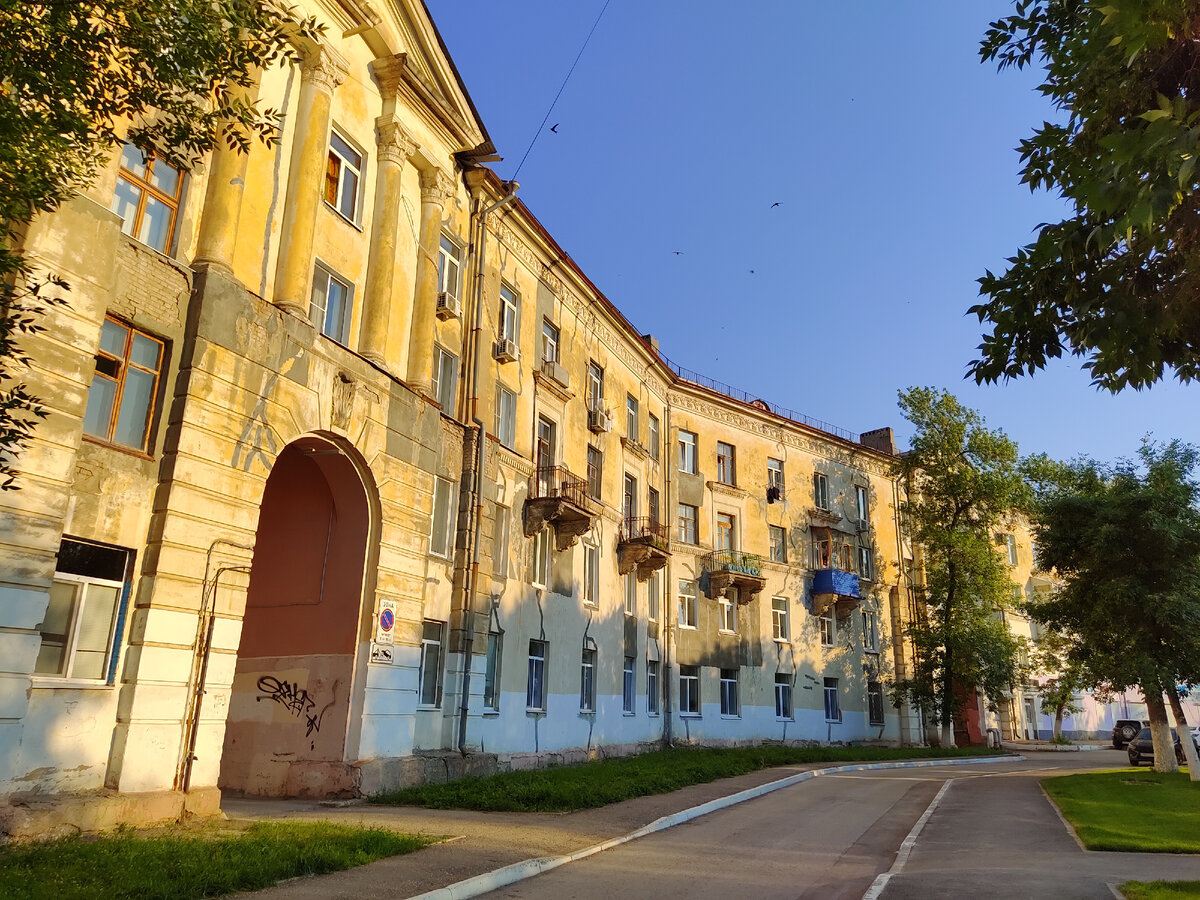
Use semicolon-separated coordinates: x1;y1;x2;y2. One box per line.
531;465;593;509
620;516;670;549
703;549;766;578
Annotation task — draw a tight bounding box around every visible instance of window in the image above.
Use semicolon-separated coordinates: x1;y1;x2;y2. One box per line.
718;592;736;633
678;430;697;474
855;484;870;525
587;361;604;411
418;620;444;706
430;478;455;558
824;677;841;722
433;345;458;411
483;631;503;711
677;503;698;544
499;284;519;342
626;394;639;442
775;673;793;720
720;668;739;716
771;597;789;641
813;472;830;510
35;538;130;682
647;660;660;714
716;513;735;551
717;442;736;485
493;505;510;579
648;487;661;526
83;317;164;452
110;143;183;254
623;473;638;521
494;385;516;449
868;681;886;726
1004;533;1018;566
584;545;599;606
587;445;603;500
324;130;363;222
813;534;855;572
527;639;547;711
679;665;700;715
580;648;596;713
648;414;660;459
858;546;873;580
542;319;560;364
647;571;660;621
532;528;551;588
863;610;880;653
624;572;637;616
623;656;635;714
678;579;697;628
438;235;462;300
309;262;354;344
769;525;787;563
767;458;785;501
819;612;836;647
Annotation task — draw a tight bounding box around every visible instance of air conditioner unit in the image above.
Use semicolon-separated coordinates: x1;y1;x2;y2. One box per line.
493;338;519;363
435;291;461;320
542;359;569;389
587;407;612;434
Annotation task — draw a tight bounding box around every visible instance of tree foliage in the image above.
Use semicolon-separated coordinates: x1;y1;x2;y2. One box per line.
892;388;1031;746
972;0;1200;390
0;1;316;488
1030;627;1087;739
1028;440;1200;771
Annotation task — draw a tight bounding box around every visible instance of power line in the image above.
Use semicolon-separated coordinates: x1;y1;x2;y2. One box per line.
511;0;613;182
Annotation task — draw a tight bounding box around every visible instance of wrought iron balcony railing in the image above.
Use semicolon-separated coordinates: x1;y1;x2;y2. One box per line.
530;465;595;511
703;549;765;579
619;517;670;551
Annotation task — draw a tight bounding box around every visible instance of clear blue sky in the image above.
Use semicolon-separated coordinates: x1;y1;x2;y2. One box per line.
432;1;1200;463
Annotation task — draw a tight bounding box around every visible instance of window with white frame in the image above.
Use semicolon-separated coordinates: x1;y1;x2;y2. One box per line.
532;528;551;588
648;487;660;526
541;318;560;364
769;525;787;563
679;664;700;715
678;429;697;474
433;345;458;411
527;639;547;711
720;668;739;716
716;513;735;552
309;262;354;344
498;284;519;342
110;143;184;254
624;572;637;617
771;596;789;641
438;235;462;300
819;611;836;647
863;610;880;653
623;656;635;713
483;631;503;712
858;546;873;580
868;680;886;726
813;472;830;510
1004;533;1018;566
587;361;604;411
824;677;841;722
493;505;510;579
717;442;736;485
647;659;660;714
83;316;165;453
678;579;697;628
430;478;455;558
855;484;870;525
775;673;793;719
35;538;131;682
587;445;603;500
647;413;660;459
647;571;660;621
767;457;785;499
623;473;638;521
494;384;516;448
626;394;639;442
324;130;363;223
418;620;444;707
677;503;698;544
580;647;596;713
584;544;599;606
718;592;736;633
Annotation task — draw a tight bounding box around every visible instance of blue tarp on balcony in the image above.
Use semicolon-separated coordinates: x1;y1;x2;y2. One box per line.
812;568;861;599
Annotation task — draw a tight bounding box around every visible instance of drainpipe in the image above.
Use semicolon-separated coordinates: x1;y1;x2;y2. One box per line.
663;400;675;744
456;178;518;754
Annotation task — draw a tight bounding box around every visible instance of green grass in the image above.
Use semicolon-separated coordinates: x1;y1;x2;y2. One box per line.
1121;881;1200;899
372;744;996;812
0;820;433;900
1043;770;1200;852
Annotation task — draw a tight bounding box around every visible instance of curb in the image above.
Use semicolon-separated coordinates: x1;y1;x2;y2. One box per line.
405;754;1023;900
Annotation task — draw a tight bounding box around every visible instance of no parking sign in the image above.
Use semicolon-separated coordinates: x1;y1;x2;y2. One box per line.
375;598;397;645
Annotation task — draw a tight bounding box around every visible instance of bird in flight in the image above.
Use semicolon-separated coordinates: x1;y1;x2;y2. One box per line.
550;123;560;133
749;269;755;274
770;202;781;208
672;251;683;255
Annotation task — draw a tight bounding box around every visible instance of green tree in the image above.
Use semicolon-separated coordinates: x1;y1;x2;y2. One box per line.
1027;440;1200;773
1030;628;1086;741
892;388;1030;748
0;1;316;488
971;1;1200;391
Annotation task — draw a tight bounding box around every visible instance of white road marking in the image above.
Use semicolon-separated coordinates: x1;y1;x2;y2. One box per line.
861;777;955;900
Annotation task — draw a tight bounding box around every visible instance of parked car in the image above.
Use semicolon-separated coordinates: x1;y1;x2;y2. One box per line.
1112;719;1149;749
1127;727;1196;766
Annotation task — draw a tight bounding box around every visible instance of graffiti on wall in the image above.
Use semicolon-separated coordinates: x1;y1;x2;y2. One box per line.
256;675;340;744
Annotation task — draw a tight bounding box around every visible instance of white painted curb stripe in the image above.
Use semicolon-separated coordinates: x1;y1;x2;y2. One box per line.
405;754;1022;900
861;777;954;900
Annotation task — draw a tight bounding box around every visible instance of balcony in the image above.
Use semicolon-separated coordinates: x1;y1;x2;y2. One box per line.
702;550;766;601
812;568;862;617
618;517;670;579
524;465;601;550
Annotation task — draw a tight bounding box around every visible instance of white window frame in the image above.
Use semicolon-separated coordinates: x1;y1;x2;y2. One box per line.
527;639;547;712
622;656;635;714
532;528;551;588
814;472;830;510
720;668;739;717
433;344;458;411
647;571;660;622
678;579;697;629
580;647;596;713
716;512;736;552
718;593;736;633
768;457;785;492
775;673;793;720
626;394;639;442
483;631;503;712
494;384;516;449
677;503;698;544
678;430;697;474
717;441;736;485
824;677;841;722
624;571;637;617
499;283;519;342
542;318;560;364
418;620;444;708
855;484;870;525
1005;533;1018;566
771;596;789;642
647;659;660;715
863;609;880;654
35;569;126;684
325;128;364;224
309;261;355;345
438;234;463;300
858;546;873;580
679;664;700;716
587;361;604;411
584;544;599;606
493;504;510;579
819;611;836;648
647;413;660;460
430;478;455;558
769;525;787;563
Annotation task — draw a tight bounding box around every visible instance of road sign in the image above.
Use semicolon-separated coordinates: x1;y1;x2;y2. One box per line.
375;598;397;645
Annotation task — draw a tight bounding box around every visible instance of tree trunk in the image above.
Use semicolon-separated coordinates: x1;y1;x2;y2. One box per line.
1144;685;1179;774
1054;706;1064;740
1167;685;1199;781
941;563;956;749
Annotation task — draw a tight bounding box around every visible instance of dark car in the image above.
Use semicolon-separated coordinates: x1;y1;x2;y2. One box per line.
1112;718;1149;749
1127;727;1194;766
